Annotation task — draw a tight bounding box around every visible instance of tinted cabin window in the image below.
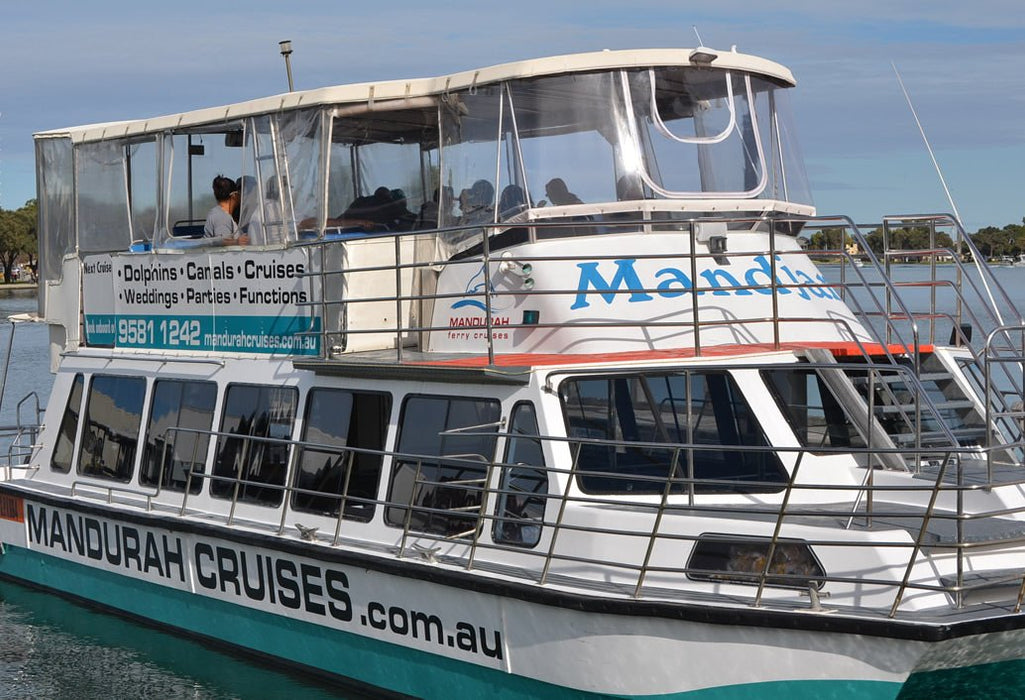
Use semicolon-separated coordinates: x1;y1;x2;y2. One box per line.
292;389;390;521
78;375;146;482
140;380;217;493
763;368;866;450
386;395;501;538
560;371;786;494
493;402;547;548
52;374;85;473
212;385;297;506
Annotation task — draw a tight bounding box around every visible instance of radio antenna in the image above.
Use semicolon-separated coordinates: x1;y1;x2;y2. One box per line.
692;26;705;47
892;62;1003;325
891;62;961;225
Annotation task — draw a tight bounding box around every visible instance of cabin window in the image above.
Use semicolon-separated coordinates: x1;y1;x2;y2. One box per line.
560;370;786;494
762;368;867;450
505;73;620;210
292;389;391;521
77;375;146;482
51;374;85;473
164;127;247;240
211;384;298;506
687;534;824;589
140;380;217;493
440;86;503;238
259;108;324;241
128;138;159;243
493;402;547;548
624;68;766;198
386;395;501;538
328;108;438;235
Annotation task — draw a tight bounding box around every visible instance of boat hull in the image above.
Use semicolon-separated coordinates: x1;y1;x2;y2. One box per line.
1;489;1024;699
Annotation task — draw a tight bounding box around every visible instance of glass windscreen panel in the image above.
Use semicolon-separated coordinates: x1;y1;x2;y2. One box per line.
293;389;391;521
77;375;146;482
386;395;501;537
624;68;765;198
128;139;159;244
435;67;810;229
51;374;85;473
763;368;867;451
140;379;217;493
212;384;298;506
493;402;547;548
560;370;786;494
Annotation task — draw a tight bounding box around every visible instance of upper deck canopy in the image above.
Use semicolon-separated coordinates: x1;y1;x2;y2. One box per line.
35;48;795;143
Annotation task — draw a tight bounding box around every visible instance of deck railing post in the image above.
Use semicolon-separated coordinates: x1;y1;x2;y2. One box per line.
541;442;582;585
689;222;701;356
634;447;681;597
889;452;952;618
754;451;804;607
331;450;357;546
398;460;425;559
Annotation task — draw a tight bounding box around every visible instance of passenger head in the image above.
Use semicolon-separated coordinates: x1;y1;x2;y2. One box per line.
212;175;237;203
616;174;644;201
373;186;393;203
499;185;526;217
469;179;495;208
545;178;571;205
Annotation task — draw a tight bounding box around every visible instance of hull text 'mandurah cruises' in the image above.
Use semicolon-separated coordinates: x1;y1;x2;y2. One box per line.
4;46;1025;698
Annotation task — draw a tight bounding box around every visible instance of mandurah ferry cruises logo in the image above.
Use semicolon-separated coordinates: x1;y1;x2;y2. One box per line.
447;263;511;340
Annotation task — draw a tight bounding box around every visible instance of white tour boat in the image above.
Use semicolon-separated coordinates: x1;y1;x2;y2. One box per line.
3;46;1025;698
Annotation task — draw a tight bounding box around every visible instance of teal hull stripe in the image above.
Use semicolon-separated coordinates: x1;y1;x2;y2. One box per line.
83;313;321;355
0;545;1006;699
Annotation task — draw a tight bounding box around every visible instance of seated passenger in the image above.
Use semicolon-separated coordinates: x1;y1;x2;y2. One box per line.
542;177;583;207
323;186;393;231
610;174;646;224
386;188;417;231
417;186;452;229
499;185;527;220
616;173;644;201
203;175;249;245
460;179;495;225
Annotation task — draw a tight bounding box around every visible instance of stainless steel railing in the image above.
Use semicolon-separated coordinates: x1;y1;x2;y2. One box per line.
50;380;1025;621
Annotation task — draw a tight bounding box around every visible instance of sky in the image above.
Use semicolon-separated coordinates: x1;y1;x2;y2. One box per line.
2;1;1023;232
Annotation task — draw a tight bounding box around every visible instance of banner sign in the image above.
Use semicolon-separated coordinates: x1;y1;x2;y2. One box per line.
82;250;320;356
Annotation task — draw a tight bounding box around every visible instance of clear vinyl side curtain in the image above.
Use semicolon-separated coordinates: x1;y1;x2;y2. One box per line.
35;136;76;303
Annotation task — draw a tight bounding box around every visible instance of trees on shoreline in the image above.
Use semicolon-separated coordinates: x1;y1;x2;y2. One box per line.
0;200;37;283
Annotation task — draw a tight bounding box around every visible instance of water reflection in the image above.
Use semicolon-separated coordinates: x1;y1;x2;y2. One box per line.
0;579;353;700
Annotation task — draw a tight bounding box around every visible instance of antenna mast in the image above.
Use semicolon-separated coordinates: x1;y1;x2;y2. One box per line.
891;62;961;225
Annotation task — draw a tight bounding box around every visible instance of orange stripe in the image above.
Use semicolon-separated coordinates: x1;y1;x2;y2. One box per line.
406;342;932;369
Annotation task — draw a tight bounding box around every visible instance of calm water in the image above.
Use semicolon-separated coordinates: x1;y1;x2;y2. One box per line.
2;266;1025;698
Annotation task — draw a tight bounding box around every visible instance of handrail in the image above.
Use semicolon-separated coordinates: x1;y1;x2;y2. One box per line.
60;420;1025;616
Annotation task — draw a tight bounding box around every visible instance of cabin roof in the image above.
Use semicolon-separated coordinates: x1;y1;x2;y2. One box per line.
34;47;795;144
